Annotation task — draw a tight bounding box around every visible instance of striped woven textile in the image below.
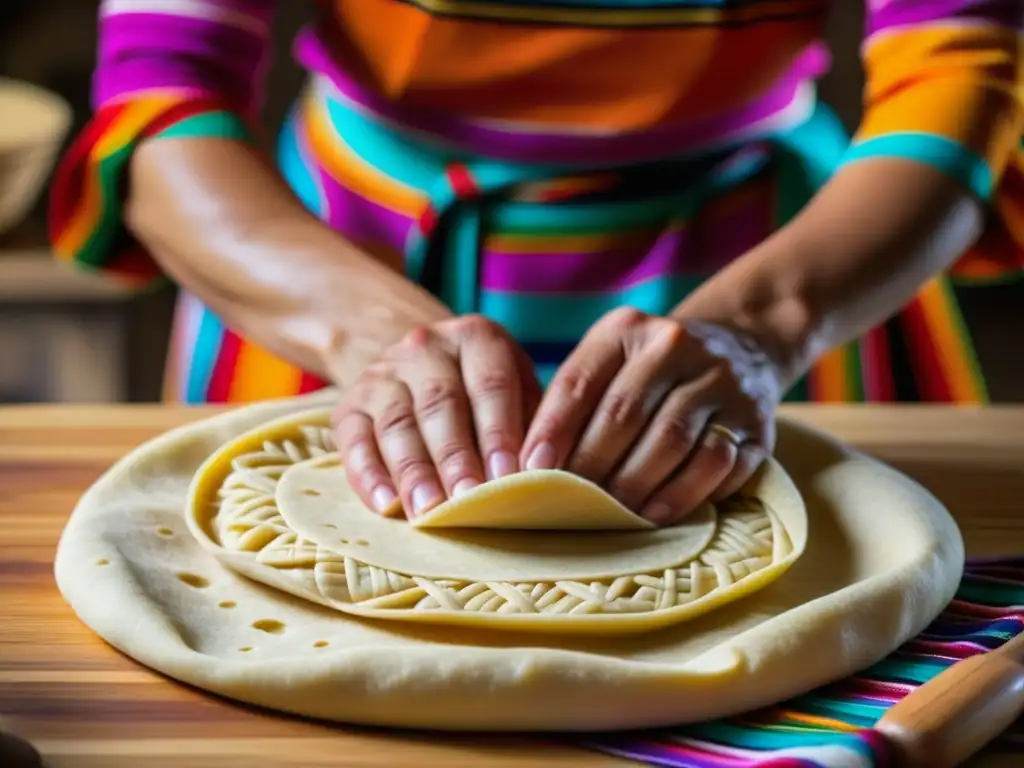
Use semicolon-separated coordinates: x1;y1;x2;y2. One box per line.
582;557;1024;767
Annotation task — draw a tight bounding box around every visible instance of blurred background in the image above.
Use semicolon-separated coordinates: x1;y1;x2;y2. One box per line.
0;2;1020;404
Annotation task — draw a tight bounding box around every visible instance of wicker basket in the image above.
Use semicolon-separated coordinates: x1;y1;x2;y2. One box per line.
0;77;73;236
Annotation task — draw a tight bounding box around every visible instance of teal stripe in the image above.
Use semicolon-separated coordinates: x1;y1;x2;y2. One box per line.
688;722;875;755
154;110;253;143
864;657;952;685
790;696;885;727
278;113;325;219
479;275;705;340
186;306;225;404
492;194;699;235
956;580;1024;606
842;132;993;200
324;95;452;190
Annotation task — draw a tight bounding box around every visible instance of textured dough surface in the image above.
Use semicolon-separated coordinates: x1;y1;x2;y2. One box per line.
409;470;657;529
277;455;717;580
185;409;804;632
53;390;965;731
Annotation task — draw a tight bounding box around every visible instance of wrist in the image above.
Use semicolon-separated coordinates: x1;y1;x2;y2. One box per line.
671;241;825;390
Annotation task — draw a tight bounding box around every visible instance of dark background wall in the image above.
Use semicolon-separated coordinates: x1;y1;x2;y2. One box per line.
1;1;1019;401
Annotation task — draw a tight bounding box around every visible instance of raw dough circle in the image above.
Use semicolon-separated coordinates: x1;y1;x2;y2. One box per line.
53;390;964;731
182;409;806;634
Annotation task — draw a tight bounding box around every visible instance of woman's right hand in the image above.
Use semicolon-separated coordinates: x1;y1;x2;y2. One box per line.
331;315;542;519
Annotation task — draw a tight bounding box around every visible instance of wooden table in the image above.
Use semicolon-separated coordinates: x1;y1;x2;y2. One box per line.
1;405;1023;768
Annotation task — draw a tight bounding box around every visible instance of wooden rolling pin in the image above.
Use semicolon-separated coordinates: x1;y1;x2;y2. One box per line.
876;629;1024;767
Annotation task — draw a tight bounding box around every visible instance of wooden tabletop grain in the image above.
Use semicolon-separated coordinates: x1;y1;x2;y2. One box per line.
2;404;1023;768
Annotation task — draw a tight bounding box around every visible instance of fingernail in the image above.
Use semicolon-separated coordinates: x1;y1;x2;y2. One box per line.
411;482;444;515
488;451;517;480
452;477;479;498
370;485;398;514
642;502;675;526
525;442;557;471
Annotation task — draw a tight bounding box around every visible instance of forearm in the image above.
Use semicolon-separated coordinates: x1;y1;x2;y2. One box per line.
673;158;984;387
126;137;451;383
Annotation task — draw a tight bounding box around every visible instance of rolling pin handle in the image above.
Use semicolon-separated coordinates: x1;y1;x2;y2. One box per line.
875;646;1024;768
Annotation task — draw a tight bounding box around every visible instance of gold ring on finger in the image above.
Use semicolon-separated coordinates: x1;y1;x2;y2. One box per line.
707;423;745;447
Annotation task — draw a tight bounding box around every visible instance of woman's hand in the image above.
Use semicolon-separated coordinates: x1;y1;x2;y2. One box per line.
520;307;784;526
331;315;542;519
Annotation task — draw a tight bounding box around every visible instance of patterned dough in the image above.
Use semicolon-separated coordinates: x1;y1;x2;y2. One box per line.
53;389;964;731
183;409;806;634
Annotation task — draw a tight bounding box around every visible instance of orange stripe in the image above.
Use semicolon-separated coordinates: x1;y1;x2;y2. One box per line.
486;225;675;254
304;98;424;217
774;710;861;731
57;97;182;257
914;279;986;403
809;346;849;403
326;1;823;129
227;340;304;403
859;26;1024;166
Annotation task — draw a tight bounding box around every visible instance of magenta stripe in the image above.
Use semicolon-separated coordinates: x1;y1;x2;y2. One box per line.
317;167;415;255
478;184;770;293
295;26;827;166
100;12;266;66
867;0;1023;33
480;228;691;293
96;12;268;108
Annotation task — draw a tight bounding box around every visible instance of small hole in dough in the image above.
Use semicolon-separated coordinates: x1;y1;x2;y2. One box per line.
95;558;109;566
219;601;236;609
176;572;210;589
156;527;174;537
251;619;286;634
354;538;369;547
301;489;321;497
322;523;338;530
339;538;349;545
238;646;253;653
313;640;329;648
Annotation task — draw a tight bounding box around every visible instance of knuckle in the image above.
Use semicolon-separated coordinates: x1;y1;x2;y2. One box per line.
467;369;517;400
605;306;645;330
400;325;435;350
375;399;417;435
651;320;688;354
417;378;464;418
432;442;478;477
553;365;599;405
598;390;644;428
476;423;514;452
393;456;436;487
655;411;697;451
452;314;500;339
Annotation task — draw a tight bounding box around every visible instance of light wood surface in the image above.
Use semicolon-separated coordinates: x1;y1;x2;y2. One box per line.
0;251;132;302
1;404;1022;768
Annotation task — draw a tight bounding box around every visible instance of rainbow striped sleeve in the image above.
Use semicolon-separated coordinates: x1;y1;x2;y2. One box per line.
48;0;274;286
844;2;1024;282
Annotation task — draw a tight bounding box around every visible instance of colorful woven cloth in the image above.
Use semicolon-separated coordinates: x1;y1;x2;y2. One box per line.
47;0;1024;405
581;557;1024;767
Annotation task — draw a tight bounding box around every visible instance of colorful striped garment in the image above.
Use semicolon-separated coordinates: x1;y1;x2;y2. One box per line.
49;0;1024;404
581;557;1024;767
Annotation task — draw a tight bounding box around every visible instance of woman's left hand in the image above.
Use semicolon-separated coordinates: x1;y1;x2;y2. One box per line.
519;307;785;526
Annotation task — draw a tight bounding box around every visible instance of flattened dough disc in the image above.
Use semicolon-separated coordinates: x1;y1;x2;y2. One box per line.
183;410;805;633
53;390;964;732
